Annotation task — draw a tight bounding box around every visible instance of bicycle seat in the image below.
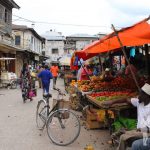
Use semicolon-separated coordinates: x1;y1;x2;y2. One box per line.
43;93;52;98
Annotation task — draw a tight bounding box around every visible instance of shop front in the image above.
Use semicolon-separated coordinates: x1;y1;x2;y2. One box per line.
0;44;16;74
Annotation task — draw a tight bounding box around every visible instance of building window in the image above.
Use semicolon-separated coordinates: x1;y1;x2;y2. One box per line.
4;8;11;25
4;9;7;23
15;36;21;45
0;4;4;21
52;48;58;54
31;36;34;43
0;5;11;25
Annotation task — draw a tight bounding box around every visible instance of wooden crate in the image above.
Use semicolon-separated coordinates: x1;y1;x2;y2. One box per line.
86;109;97;121
86;120;104;129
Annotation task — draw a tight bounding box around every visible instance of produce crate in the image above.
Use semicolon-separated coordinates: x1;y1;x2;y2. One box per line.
86;120;104;129
86;109;97;121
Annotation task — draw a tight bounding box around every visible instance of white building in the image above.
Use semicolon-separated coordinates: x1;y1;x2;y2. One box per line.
12;24;45;54
42;30;65;63
65;34;99;54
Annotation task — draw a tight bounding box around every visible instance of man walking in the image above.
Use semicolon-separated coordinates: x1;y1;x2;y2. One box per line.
50;63;59;88
38;64;53;94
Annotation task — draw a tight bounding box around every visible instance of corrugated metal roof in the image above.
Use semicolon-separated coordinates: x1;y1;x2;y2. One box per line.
42;31;66;41
67;34;98;38
8;0;20;9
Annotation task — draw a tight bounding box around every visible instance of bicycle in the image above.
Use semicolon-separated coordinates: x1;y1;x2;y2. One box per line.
36;88;81;146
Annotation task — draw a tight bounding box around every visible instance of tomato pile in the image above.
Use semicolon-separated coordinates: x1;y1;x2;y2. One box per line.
89;91;136;101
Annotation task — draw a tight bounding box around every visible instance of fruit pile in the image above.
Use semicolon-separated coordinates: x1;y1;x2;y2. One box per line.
71;76;149;92
92;77;139;92
88;91;136;101
77;80;91;92
70;80;76;86
77;76;143;92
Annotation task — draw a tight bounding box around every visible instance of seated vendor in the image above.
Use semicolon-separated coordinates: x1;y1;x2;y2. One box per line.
103;68;114;81
103;83;150;150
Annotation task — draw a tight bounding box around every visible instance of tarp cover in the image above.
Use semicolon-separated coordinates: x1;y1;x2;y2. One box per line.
75;16;150;60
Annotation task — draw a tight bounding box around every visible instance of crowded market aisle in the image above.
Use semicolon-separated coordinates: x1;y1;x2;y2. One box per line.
0;78;111;150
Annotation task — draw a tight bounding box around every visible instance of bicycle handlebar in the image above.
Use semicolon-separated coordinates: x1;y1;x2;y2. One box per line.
53;88;66;96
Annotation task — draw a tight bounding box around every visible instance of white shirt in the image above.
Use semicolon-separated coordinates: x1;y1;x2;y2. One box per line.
131;98;150;129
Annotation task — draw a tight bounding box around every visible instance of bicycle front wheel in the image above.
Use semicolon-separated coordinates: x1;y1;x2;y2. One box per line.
47;109;80;146
36;100;47;130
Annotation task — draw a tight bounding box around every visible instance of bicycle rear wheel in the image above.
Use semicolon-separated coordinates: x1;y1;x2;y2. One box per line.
47;109;80;146
36;100;47;130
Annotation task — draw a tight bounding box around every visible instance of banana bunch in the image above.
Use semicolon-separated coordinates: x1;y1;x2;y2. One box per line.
96;110;115;122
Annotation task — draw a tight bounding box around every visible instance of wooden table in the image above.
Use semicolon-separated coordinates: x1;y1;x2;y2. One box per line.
86;95;130;110
86;95;134;134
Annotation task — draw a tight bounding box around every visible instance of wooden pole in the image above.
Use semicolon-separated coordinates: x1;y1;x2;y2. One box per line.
144;44;150;75
111;24;140;92
98;54;102;73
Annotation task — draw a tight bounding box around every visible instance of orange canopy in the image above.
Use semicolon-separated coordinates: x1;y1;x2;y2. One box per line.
75;16;150;60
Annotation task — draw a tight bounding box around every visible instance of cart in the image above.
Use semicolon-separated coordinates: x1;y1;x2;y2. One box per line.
0;57;17;88
0;71;17;88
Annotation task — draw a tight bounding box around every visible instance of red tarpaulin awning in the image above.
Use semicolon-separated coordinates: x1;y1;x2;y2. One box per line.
75;16;150;60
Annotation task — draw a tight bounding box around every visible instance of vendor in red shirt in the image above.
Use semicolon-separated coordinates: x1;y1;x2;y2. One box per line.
80;64;92;80
50;63;59;88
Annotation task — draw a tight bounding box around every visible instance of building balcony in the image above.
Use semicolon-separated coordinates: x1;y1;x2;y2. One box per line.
0;20;11;34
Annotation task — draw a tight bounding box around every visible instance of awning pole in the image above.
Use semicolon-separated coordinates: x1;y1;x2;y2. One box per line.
98;54;102;73
111;24;140;92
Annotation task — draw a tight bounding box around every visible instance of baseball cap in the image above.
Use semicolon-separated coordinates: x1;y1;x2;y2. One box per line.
141;83;150;96
105;68;110;71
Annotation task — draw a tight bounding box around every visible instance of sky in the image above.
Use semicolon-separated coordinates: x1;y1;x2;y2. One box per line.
12;0;150;36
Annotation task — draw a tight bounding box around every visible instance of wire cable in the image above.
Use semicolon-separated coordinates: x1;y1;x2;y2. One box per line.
13;14;122;29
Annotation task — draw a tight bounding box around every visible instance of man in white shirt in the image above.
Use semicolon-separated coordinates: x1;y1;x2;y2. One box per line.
104;83;150;150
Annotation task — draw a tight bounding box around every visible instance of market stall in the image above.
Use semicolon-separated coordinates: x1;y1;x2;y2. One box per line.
69;74;147;137
69;17;150;135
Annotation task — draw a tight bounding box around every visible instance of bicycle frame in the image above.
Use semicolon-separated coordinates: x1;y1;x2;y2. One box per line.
38;93;66;126
36;88;81;146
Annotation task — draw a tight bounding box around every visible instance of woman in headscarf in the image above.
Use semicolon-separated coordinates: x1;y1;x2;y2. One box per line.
20;63;32;103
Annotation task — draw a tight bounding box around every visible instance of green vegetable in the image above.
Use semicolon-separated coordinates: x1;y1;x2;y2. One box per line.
112;116;137;132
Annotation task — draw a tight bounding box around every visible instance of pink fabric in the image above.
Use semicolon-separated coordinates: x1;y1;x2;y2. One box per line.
29;90;36;98
80;67;89;80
